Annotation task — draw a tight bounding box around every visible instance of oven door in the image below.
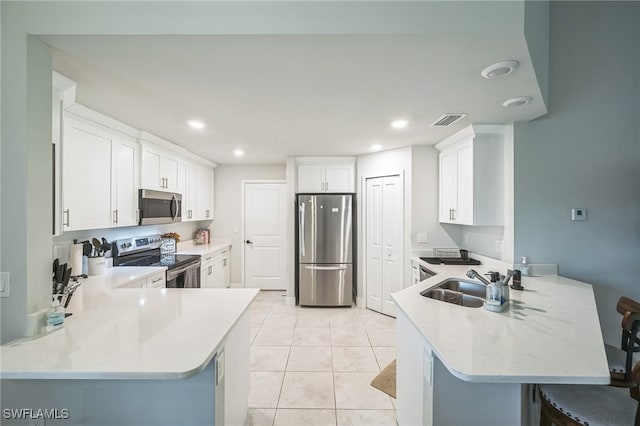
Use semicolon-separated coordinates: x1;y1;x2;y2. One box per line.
166;260;201;288
139;189;182;225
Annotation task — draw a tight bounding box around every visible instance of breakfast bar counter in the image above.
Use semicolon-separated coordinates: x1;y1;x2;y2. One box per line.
392;257;609;426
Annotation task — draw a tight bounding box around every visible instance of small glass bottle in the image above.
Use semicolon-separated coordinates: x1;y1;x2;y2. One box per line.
46;298;65;332
520;256;530;276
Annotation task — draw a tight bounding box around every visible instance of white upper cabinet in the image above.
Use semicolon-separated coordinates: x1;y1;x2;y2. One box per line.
140;143;180;192
182;163;214;221
296;158;355;193
62;118;113;231
62;115;140;232
436;124;507;226
111;136;139;227
197;167;214;220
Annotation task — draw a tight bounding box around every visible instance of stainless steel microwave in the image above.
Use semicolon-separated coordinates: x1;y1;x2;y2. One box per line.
139;189;182;225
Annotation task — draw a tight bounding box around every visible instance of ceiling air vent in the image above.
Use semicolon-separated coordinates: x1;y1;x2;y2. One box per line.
431;113;467;127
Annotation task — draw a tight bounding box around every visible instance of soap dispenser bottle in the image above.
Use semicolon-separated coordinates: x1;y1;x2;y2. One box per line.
520;256;530;276
484;272;507;312
46;297;65;332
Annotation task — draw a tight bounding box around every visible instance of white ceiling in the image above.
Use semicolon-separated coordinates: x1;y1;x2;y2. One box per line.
40;34;546;164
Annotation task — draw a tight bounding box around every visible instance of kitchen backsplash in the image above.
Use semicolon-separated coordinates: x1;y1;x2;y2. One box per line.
52;220;211;263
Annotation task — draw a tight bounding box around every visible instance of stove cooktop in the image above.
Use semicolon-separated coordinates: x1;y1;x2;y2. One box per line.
116;253;200;270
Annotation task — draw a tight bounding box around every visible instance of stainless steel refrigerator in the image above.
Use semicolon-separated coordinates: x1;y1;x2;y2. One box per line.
297;194;354;306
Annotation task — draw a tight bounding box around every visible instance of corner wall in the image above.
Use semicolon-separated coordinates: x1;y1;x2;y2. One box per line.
514;1;640;344
212;164;286;284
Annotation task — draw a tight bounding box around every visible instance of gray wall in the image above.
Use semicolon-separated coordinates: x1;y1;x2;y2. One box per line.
212;164;286;284
514;1;640;345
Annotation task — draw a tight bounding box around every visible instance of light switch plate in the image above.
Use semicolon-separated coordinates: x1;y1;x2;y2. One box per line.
571;208;587;221
0;272;10;298
416;232;429;244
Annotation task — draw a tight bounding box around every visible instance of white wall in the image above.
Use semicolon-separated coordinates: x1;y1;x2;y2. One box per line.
356;147;413;304
514;1;640;345
410;145;459;253
212;164;286;284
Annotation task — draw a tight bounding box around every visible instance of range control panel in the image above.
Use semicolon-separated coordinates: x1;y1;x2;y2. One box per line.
114;234;162;255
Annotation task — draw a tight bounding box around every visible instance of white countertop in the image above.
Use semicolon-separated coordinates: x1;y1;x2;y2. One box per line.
176;238;231;257
0;266;257;380
393;257;610;384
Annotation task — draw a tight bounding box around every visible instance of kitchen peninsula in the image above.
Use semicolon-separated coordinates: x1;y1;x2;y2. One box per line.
0;271;257;426
393;257;610;426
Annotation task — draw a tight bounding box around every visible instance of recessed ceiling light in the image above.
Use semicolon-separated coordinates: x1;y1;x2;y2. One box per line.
233;149;245;157
502;96;532;108
371;144;383;152
187;120;206;129
481;60;520;79
390;119;409;129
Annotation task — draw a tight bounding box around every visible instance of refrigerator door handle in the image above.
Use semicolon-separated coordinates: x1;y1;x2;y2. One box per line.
304;265;347;271
299;202;306;258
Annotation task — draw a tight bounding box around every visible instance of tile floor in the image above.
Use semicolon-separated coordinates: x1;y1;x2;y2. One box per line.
245;291;398;426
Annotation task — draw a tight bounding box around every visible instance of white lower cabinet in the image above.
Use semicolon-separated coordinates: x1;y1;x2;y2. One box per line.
118;271;166;289
199;247;230;288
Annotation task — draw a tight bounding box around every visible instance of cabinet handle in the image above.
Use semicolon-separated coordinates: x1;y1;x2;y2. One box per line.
452;209;456;220
325;181;328;191
63;209;70;227
189;210;193;219
208;265;212;275
135;209;140;223
113;209;118;224
206;256;213;261
223;259;227;267
160;177;164;188
165;177;169;188
206;210;210;218
151;277;163;283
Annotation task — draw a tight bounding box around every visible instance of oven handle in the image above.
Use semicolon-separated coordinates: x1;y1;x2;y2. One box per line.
166;260;201;280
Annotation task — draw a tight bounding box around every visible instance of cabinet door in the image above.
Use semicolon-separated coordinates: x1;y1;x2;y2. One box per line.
112;137;139;227
184;162;199;221
146;272;166;288
198;167;214;220
161;153;180;192
201;261;215;288
62;119;113;231
140;145;163;190
297;165;324;192
455;141;474;225
223;253;230;288
213;257;226;288
119;278;146;289
324;164;355;192
438;149;457;223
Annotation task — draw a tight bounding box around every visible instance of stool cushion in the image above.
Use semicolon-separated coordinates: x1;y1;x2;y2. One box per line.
539;383;636;426
606;343;640;374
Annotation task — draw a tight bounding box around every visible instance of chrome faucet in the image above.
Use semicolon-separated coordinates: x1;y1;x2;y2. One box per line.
466;269;491;285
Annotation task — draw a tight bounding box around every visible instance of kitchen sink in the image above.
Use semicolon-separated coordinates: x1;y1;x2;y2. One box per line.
420;278;486;308
434;279;487;298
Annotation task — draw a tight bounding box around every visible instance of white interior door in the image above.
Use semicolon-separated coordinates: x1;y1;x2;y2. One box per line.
366;174;404;316
243;182;287;289
366;177;383;312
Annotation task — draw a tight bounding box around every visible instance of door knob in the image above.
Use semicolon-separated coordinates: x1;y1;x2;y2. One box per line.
245;240;253;245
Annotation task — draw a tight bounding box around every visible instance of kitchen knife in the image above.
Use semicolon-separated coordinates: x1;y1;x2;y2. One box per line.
83;241;92;257
59;267;72;296
101;237;111;255
52;258;60;293
56;263;68;293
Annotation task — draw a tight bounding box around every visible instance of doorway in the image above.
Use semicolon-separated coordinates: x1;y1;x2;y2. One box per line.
365;174;404;316
242;181;288;290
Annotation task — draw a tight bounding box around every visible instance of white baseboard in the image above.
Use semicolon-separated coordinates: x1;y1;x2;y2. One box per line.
284;296;296;306
356;297;364;308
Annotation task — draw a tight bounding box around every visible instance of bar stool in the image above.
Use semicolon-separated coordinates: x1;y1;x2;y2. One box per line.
539;361;640;425
607;297;640;387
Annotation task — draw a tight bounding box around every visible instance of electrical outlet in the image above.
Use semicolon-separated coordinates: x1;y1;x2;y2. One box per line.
571;208;587;221
416;232;429;244
0;272;10;298
495;240;504;253
233;225;239;233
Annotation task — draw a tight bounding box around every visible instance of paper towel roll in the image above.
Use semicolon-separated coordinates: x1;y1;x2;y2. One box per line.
70;243;83;277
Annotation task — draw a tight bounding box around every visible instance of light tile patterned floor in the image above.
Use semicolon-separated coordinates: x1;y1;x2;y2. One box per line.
245;290;398;426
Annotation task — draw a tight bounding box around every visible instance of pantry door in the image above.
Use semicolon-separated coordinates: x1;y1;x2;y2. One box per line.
365;174;404;317
242;182;288;289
